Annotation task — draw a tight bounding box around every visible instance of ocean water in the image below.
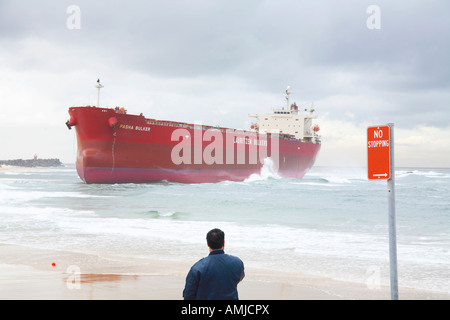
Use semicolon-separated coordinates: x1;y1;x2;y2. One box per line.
0;164;449;294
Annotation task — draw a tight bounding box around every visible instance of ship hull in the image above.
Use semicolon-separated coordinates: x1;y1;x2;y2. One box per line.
68;107;320;184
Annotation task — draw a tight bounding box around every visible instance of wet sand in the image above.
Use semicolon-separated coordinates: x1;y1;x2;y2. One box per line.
0;244;448;300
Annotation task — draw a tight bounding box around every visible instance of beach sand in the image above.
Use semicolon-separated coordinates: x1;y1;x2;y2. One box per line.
0;166;22;171
0;244;448;300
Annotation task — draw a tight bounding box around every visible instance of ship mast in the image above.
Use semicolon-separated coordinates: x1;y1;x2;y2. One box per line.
96;79;103;108
285;85;291;110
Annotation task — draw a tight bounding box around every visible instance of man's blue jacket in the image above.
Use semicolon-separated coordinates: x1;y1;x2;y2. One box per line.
183;250;245;300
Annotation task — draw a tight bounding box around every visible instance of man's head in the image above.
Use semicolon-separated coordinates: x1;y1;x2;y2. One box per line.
206;228;225;251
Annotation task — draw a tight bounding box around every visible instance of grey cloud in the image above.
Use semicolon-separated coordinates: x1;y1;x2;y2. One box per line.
1;0;449;129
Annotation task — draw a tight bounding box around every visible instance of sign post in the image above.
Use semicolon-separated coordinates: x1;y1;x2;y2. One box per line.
367;123;398;300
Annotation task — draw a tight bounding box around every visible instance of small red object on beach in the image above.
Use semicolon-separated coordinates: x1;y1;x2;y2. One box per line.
51;262;56;267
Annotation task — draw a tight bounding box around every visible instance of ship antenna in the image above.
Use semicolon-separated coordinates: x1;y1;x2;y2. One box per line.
95;79;104;108
285;85;291;109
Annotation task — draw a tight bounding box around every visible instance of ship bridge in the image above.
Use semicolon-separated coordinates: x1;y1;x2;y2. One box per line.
248;87;320;142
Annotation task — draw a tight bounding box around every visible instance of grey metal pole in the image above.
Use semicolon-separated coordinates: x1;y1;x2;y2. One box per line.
387;123;398;300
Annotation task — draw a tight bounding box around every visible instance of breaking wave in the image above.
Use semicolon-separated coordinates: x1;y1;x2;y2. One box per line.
244;158;281;182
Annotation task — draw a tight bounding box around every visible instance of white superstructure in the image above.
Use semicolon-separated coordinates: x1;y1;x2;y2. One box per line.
249;87;320;142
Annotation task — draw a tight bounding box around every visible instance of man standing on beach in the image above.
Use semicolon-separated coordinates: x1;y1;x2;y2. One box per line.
183;228;245;300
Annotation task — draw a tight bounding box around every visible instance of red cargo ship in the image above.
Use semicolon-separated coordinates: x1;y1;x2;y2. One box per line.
66;84;321;184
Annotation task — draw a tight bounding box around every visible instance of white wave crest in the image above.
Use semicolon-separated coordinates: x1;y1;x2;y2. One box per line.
244;158;280;182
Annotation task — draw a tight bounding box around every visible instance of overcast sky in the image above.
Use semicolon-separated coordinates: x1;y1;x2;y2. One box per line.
1;0;449;167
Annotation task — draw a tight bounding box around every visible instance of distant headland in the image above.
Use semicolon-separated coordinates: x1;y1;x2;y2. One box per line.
0;158;63;168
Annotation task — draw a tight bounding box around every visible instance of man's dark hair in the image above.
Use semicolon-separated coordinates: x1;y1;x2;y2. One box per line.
206;228;225;250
